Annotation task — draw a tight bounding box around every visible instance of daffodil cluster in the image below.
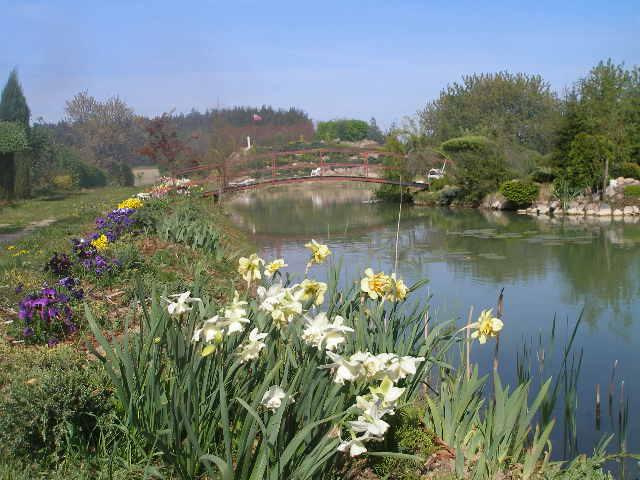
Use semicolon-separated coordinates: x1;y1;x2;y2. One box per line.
167;250;424;460
305;239;331;271
323;351;425;457
360;268;409;302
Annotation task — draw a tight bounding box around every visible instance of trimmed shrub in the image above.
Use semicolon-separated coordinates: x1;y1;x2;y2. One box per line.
441;135;509;204
611;162;640;180
500;180;539;207
0;344;113;459
624;185;640;198
530;166;556;183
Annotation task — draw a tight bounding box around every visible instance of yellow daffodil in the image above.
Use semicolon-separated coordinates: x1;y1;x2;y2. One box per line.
117;197;144;209
91;234;109;252
264;258;287;278
298;278;328;305
6;245;16;250
469;309;503;344
238;253;264;286
385;274;409;302
305;239;331;268
360;268;391;301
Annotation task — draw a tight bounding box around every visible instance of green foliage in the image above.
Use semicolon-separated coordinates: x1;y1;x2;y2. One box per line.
421;71;560;153
371;406;438;480
553;177;582;210
106;161;135;186
0;344;113;460
55;147;108;188
566;133;614;190
316;119;369;142
14;151;31;198
611;161;640;179
553;60;640;174
530;166;556;183
157;203;224;257
0;69;30;127
424;368;554;479
441;135;510;204
366;117;384;143
499;180;539;207
623;185;640;198
0;121;28;153
86;271;448;479
52;174;74;190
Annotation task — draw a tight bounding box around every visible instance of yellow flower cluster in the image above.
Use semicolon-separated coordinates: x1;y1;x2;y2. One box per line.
91;234;109;252
117;197;144;210
469;309;503;344
360;268;408;302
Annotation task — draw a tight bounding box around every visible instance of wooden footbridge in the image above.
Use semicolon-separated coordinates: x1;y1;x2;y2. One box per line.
174;146;428;197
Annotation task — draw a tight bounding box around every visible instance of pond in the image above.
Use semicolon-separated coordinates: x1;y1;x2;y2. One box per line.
227;182;640;465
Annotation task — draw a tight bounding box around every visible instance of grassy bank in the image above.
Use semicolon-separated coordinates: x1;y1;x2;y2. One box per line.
0;186;623;479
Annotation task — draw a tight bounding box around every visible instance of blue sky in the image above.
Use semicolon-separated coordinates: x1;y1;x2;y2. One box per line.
1;0;638;127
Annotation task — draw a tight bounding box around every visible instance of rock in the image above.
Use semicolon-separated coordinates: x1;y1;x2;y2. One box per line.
633;206;640;215
586;209;596;216
550;200;560;210
538;205;550;215
623;206;634;216
567;207;582;215
517;209;527;214
613;209;624;216
597;208;612;217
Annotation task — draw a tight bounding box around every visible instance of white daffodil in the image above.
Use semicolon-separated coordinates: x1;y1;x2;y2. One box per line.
337;435;369;457
238;253;264;285
298;279;328;305
369;377;405;407
224;291;250;334
349;405;390;437
360;268;391;301
469;308;504;344
302;313;354;351
385;273;409;302
385;355;425;382
264;258;287;278
162;291;202;317
192;316;224;344
259;283;303;328
324;351;367;384
261;386;293;411
237;328;268;363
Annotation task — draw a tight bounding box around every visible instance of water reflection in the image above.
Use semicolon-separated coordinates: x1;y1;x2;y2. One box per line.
227;183;640;459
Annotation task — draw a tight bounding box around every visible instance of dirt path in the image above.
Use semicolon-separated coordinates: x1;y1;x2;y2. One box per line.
0;218;56;245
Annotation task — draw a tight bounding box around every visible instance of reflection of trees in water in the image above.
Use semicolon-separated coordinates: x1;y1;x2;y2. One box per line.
228;185;640;332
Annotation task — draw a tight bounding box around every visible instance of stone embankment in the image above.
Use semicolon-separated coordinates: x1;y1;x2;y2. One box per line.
486;177;640;218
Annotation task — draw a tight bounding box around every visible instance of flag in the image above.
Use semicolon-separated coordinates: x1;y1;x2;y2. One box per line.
252;113;263;122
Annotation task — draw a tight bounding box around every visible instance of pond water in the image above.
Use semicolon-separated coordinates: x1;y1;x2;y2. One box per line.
227;183;640;466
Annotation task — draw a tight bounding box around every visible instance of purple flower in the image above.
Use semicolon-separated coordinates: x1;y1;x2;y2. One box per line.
23;327;34;337
47;338;59;347
45;252;73;277
14;283;23;294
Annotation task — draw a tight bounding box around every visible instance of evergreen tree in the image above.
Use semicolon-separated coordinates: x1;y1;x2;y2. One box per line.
0;69;30;127
0;69;31;200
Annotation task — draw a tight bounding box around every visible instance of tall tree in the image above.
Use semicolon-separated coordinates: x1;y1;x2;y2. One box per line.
0;69;30;127
0;70;31;200
420;72;561;154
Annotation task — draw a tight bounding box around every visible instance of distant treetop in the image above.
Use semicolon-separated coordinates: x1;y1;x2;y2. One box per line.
0;69;31;128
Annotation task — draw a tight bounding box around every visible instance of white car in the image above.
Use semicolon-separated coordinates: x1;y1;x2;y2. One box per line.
310;167;322;177
427;168;444;181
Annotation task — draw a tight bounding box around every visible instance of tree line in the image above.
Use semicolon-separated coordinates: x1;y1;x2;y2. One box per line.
383;59;640;204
